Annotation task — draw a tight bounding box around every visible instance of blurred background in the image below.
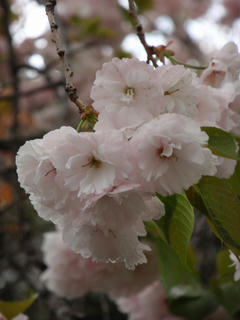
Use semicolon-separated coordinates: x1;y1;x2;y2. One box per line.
0;0;239;318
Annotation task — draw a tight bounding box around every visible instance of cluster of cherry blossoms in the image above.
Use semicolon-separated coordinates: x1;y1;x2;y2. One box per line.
41;231;159;300
16;42;240;288
41;230;182;320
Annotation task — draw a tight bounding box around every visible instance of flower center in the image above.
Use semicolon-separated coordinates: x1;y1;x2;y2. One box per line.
82;156;102;168
157;146;177;160
44;168;56;176
164;88;179;95
124;86;136;97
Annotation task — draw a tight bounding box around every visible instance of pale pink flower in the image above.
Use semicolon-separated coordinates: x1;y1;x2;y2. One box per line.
130;114;217;196
116;281;181;320
94;107;152;135
61;184;164;269
229;251;240;281
63;221;150;270
42;231;159;299
16;126;78;224
215;157;236;179
16;128;69;203
156;65;200;117
52;129;133;196
0;314;6;320
228;81;240;135
28;192;79;226
91;58;163;128
193;85;222;126
143;196;165;221
209;81;240;133
201;42;240;88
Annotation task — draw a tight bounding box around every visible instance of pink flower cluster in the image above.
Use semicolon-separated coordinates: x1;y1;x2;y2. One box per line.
41;231;159;300
16;42;239;272
41;231;184;319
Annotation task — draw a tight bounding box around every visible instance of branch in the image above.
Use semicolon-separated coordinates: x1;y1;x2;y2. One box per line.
0;0;20;134
45;0;87;113
128;0;157;67
0;80;64;101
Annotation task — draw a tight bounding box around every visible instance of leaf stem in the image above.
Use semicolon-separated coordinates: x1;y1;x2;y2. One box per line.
166;54;207;70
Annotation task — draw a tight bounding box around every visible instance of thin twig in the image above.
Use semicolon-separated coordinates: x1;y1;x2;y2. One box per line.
45;0;87;113
128;0;157;67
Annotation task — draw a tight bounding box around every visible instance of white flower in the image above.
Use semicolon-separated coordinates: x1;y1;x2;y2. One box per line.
229;251;240;281
29;192;79;226
91;57;163;129
130;114;217;195
42;231;159;299
16;126;76;209
215;157;236;179
193;85;222;126
201;42;240;87
52;129;133;196
61;184;164;269
156;65;200;117
116;281;181;320
94;108;153;135
143;196;165;221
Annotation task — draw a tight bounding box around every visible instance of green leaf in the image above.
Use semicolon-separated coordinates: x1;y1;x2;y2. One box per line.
227;161;240;195
155;239;218;320
195;176;240;255
144;220;167;242
216;249;235;282
0;292;38;319
155;238;198;292
168;285;218;320
187;246;198;276
214;281;240;317
201;126;239;160
186;186;209;217
156;193;195;266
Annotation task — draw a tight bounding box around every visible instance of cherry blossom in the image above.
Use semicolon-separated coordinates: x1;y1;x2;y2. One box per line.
91;57;163;128
156;65;200;117
16;126;78;224
201;42;240;88
116;281;181;320
51;129;133;196
193;85;222;126
42;231;159;299
61;184;165;270
130;114;217;196
215;157;236;179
